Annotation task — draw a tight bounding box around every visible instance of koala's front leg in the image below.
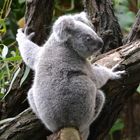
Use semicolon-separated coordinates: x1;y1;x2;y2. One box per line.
16;28;41;70
91;64;125;88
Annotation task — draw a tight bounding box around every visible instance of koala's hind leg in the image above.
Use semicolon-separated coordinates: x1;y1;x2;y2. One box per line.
94;90;105;120
27;89;39;117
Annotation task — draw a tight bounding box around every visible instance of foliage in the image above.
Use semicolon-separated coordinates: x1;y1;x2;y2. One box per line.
0;44;21;97
109;119;124;140
113;0;136;33
0;0;24;98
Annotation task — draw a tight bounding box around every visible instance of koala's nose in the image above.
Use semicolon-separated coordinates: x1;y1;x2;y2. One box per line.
96;37;104;48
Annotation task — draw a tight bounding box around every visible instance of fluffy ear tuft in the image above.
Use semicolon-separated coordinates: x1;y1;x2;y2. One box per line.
74;12;87;20
73;12;93;28
53;15;75;41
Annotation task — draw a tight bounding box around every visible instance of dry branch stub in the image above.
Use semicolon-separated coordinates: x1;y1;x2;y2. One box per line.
60;128;81;140
47;128;81;140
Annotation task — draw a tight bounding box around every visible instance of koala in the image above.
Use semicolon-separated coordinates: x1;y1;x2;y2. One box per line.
16;12;125;140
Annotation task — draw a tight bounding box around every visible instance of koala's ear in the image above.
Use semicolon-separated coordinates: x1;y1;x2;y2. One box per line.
53;15;75;41
73;12;93;28
74;12;87;21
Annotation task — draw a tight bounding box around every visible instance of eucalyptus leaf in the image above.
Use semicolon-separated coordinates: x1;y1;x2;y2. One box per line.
20;66;30;87
2;67;21;99
2;45;8;58
3;56;21;61
109;119;124;134
0;19;6;34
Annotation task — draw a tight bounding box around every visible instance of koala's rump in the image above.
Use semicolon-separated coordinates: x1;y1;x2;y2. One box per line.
33;71;96;132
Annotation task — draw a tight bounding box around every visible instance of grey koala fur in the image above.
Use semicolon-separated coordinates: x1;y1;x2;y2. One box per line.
16;12;125;140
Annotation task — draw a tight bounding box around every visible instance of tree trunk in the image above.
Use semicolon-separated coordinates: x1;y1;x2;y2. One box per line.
84;0;123;52
0;0;140;140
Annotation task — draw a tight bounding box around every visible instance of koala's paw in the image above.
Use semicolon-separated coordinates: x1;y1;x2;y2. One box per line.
111;70;126;80
111;63;126;79
16;28;35;43
16;28;26;43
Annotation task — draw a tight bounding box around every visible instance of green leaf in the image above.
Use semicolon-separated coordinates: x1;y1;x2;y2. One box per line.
0;19;6;34
3;56;21;61
18;0;25;4
109;119;124;134
137;85;140;94
20;66;30;87
0;92;4;99
2;67;21;99
11;51;16;57
2;45;8;58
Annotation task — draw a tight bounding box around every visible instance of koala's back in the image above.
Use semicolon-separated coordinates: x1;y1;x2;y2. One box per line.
33;45;96;132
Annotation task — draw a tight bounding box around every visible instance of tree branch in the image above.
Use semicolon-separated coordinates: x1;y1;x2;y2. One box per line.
0;108;51;140
89;40;140;140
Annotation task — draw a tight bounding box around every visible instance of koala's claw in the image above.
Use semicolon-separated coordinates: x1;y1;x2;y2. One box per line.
24;26;28;35
112;70;126;79
16;28;35;42
111;63;126;79
24;26;35;40
27;32;35;40
111;63;125;72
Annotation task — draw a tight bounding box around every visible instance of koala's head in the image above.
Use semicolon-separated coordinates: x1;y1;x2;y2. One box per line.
52;12;103;59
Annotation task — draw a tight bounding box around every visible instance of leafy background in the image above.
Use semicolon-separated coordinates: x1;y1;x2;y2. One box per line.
0;0;140;139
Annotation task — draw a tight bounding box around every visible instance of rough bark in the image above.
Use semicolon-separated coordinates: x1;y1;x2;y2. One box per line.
117;9;140;140
84;0;123;52
25;0;54;45
88;10;140;139
88;41;140;140
122;94;140;140
0;108;51;140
